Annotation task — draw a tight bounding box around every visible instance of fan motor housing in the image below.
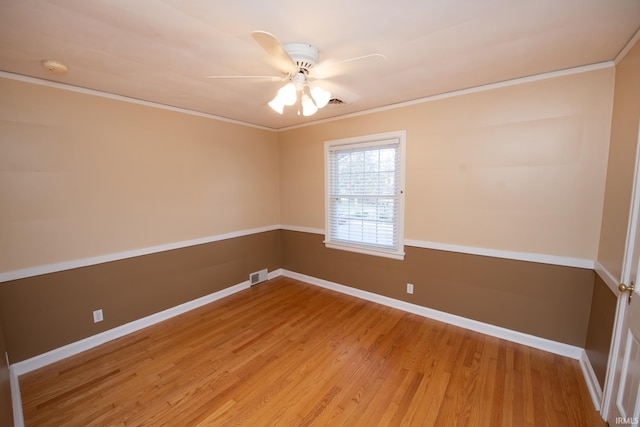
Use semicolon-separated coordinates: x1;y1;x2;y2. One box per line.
283;42;319;71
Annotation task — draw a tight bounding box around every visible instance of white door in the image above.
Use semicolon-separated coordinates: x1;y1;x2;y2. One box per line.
603;124;640;425
605;283;640;425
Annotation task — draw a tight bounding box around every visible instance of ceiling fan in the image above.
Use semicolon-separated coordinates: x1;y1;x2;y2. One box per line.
206;31;385;116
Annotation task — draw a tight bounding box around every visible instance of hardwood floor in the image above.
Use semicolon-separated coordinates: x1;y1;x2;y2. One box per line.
20;276;605;426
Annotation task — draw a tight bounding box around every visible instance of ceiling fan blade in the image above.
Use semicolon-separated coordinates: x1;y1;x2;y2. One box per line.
311;80;359;105
205;75;286;81
313;53;387;79
252;30;298;75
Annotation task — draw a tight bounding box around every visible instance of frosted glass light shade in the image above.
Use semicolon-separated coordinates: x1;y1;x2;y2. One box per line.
268;96;284;114
310;86;331;108
278;83;297;106
301;94;318;116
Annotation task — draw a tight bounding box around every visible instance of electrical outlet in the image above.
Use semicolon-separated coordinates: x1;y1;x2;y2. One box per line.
93;309;104;323
407;283;414;294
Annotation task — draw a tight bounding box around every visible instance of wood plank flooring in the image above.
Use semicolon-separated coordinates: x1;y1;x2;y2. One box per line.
20;276;606;426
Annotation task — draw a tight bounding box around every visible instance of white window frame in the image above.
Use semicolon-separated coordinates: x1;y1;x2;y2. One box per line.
324;130;406;260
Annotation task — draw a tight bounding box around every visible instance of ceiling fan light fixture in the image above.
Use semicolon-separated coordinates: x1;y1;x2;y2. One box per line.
278;83;297;106
268;96;284;114
301;94;318;116
209;31;380;120
310;86;331;109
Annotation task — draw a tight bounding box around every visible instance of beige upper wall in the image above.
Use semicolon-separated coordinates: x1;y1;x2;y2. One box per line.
598;39;640;281
0;66;618;273
279;69;614;260
0;78;280;273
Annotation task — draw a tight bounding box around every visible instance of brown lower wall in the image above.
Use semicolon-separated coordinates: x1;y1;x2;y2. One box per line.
0;228;604;366
585;273;617;388
0;230;281;363
281;230;595;347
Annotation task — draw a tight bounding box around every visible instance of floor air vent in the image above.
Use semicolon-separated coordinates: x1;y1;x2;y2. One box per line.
250;269;268;285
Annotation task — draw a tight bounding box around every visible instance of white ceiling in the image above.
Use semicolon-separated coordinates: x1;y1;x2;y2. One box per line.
1;0;639;130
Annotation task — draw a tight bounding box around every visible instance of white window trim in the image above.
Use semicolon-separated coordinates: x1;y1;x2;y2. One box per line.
324;130;407;260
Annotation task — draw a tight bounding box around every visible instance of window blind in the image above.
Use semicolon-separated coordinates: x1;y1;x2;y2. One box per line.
327;138;401;253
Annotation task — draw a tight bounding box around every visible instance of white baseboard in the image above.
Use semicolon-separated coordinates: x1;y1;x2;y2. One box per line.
267;269;283;280
280;269;584;360
7;276;262;426
579;350;603;411
281;269;607;411
8;267;599;424
11;267;587;370
11;281;256;377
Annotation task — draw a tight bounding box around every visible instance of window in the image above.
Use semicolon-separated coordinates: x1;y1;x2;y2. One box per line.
324;130;406;260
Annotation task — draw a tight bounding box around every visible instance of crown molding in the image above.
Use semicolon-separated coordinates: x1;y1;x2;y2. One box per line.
0;71;275;132
614;27;640;65
2;59;615;133
280;61;615;131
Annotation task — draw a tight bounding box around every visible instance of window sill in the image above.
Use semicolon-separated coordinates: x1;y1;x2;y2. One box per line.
324;241;405;260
